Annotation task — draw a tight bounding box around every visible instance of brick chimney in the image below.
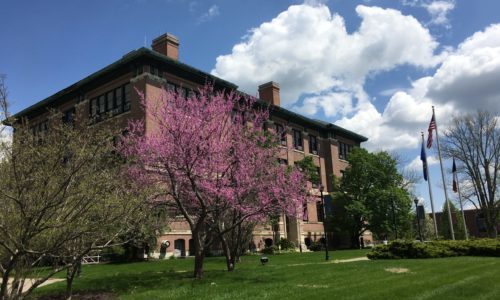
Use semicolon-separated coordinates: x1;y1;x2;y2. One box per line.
258;81;280;107
151;33;179;60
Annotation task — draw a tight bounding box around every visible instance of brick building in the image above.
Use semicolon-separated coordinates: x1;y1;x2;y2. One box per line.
433;208;500;239
9;33;368;257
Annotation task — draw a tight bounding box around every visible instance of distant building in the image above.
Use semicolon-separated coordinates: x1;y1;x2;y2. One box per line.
9;32;368;257
433;208;500;238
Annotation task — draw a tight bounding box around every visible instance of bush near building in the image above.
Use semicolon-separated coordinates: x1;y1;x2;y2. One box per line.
368;239;500;259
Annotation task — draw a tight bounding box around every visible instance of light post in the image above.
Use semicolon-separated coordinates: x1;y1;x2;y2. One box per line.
414;198;423;242
320;185;330;261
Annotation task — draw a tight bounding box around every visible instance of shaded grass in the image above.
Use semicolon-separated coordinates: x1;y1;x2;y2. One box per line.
33;249;500;299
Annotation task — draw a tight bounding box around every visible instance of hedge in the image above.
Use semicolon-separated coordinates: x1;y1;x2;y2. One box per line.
367;239;500;259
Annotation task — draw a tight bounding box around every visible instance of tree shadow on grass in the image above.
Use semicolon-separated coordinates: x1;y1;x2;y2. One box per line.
33;268;199;299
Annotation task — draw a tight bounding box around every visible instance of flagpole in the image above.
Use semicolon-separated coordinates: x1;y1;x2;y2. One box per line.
433;106;455;240
456;182;468;240
422;132;438;238
454;166;469;240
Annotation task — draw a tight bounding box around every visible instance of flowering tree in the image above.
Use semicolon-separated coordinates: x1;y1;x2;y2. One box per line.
121;85;309;278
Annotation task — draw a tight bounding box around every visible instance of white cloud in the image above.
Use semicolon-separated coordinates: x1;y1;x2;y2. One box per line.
212;3;499;152
197;4;219;24
336;77;454;150
293;91;354;117
426;24;500;112
338;23;500;150
424;1;455;27
407;153;439;171
212;3;439;106
401;0;456;28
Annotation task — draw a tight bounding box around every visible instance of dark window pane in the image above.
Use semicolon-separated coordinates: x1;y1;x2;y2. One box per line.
116;86;122;108
293;129;302;150
124;84;131;111
90;98;97;117
107;91;114;111
63;107;75;125
275;124;286;146
317;201;324;222
98;95;105;113
309;135;318;154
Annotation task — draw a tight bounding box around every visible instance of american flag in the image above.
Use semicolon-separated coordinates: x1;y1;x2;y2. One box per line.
426;113;436;149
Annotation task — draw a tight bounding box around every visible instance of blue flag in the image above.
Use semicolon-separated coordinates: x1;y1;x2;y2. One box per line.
421;140;428;181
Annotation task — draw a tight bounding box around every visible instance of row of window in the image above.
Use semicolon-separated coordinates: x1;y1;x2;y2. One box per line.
274;124;319;154
302;201;325;222
30;120;48;136
165;82;198;99
89;83;131;121
338;141;353;160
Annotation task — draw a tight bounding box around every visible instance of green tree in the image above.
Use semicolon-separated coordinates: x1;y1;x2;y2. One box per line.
0;112;154;300
331;148;412;248
439;200;467;240
295;156;320;185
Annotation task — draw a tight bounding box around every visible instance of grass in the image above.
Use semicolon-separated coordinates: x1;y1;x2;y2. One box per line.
33;249;500;299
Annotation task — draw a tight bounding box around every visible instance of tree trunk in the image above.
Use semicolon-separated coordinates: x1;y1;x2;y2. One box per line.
193;250;205;279
485;211;498;238
191;228;206;279
350;233;360;249
0;255;16;300
66;259;81;300
220;236;234;272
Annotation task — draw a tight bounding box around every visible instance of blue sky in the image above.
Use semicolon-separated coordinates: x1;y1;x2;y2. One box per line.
1;0;500;213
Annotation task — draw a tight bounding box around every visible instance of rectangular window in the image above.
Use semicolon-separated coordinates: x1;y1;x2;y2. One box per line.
63;107;75;125
98;95;105;114
293;129;303;150
115;86;123;112
135;65;143;77
339;142;352;160
275;124;286;146
309;135;318;154
90;98;97;117
150;65;157;77
124;83;131;111
476;214;487;232
107;91;114;111
316;201;324;222
303;203;309;222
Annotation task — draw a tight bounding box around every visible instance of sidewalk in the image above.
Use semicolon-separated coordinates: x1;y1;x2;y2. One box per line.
0;278;64;293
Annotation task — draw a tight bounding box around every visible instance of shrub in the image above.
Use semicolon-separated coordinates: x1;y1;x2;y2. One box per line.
368;239;500;259
277;238;295;250
261;246;278;255
308;241;324;252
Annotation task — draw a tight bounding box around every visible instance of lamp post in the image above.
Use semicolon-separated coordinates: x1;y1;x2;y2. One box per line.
320;185;330;261
414;198;423;242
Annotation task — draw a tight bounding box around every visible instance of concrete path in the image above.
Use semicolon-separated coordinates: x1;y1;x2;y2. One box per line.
287;256;369;267
332;257;370;263
0;278;64;293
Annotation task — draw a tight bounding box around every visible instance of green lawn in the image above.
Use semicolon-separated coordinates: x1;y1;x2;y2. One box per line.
34;249;500;299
